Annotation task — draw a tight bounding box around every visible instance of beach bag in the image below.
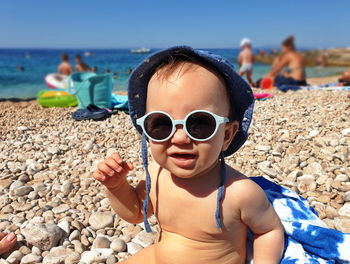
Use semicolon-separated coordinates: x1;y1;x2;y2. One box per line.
68;72;113;109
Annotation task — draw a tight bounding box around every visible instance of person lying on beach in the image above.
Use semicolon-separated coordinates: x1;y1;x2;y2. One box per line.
93;46;284;264
57;53;73;76
75;55;91;72
262;36;307;87
238;38;254;86
339;68;350;86
0;232;17;255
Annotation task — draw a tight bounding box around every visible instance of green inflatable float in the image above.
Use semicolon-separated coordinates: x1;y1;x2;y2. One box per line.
37;90;78;107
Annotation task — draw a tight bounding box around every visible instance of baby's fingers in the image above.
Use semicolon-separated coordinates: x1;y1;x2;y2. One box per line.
105;157;124;173
125;161;134;171
109;153;133;172
97;162;117;177
92;170;106;182
111;152;123;164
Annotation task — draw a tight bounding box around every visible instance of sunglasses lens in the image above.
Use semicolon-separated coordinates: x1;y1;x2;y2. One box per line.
144;113;173;140
186;112;216;140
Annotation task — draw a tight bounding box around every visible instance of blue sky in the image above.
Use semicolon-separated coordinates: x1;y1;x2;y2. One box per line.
1;0;349;49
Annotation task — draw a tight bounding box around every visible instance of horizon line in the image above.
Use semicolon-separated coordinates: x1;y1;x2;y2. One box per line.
0;45;348;51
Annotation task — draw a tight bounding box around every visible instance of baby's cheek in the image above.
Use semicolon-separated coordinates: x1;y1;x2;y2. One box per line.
149;143;168;166
198;143;221;166
206;132;226;154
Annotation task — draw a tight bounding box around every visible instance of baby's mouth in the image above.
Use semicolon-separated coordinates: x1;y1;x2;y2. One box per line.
170;153;197;160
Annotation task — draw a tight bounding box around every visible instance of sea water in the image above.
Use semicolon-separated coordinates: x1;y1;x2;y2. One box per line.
0;48;346;99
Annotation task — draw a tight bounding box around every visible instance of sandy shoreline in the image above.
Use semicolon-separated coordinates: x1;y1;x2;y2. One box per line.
0;75;349;262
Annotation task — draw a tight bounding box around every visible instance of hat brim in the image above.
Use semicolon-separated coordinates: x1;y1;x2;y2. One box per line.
128;46;254;156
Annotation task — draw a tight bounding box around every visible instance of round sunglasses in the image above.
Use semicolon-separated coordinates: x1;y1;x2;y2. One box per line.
136;110;230;142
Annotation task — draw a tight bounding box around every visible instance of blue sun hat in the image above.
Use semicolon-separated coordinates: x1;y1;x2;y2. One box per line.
128;46;254;232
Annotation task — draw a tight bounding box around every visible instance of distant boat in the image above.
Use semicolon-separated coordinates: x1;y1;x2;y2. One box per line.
130;48;151;54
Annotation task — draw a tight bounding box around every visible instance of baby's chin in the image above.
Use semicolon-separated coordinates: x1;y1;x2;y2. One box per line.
158;162;192;178
165;163;211;180
171;170;199;179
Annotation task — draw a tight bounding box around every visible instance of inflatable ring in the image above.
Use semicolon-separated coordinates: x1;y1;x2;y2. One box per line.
37;90;77;107
45;73;68;89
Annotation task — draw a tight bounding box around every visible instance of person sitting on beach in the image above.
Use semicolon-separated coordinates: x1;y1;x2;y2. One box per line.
238;38;254;86
339;68;350;86
57;53;73;76
264;36;307;87
75;55;90;72
92;47;284;264
0;232;17;255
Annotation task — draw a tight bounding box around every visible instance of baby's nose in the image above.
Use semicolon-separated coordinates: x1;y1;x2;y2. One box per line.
170;126;191;145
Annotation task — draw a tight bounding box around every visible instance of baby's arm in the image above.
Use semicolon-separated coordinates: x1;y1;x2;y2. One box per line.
92;152;153;223
239;179;284;264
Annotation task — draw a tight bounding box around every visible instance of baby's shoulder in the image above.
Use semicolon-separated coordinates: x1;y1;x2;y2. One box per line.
225;167;266;202
225;166;249;185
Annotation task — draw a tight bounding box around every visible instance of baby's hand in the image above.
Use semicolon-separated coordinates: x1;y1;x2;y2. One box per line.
93;152;134;190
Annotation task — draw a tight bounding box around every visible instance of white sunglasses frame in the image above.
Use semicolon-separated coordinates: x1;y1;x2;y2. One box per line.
136;110;230;142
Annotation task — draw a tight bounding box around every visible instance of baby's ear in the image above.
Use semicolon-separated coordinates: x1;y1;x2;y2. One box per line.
222;121;239;151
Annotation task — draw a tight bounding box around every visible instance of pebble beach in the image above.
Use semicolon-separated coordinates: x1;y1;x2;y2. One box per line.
0;76;349;263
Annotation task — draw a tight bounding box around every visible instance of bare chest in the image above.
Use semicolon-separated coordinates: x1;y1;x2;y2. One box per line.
150;174;245;240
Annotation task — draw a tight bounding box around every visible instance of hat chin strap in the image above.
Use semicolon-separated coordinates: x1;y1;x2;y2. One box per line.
216;152;226;229
141;132;152;232
141;133;227;232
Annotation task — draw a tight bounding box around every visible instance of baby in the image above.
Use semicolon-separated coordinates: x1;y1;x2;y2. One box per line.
93;46;284;263
238;38;254;86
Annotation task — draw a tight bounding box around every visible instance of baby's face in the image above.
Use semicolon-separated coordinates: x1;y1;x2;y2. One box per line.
145;62;237;179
